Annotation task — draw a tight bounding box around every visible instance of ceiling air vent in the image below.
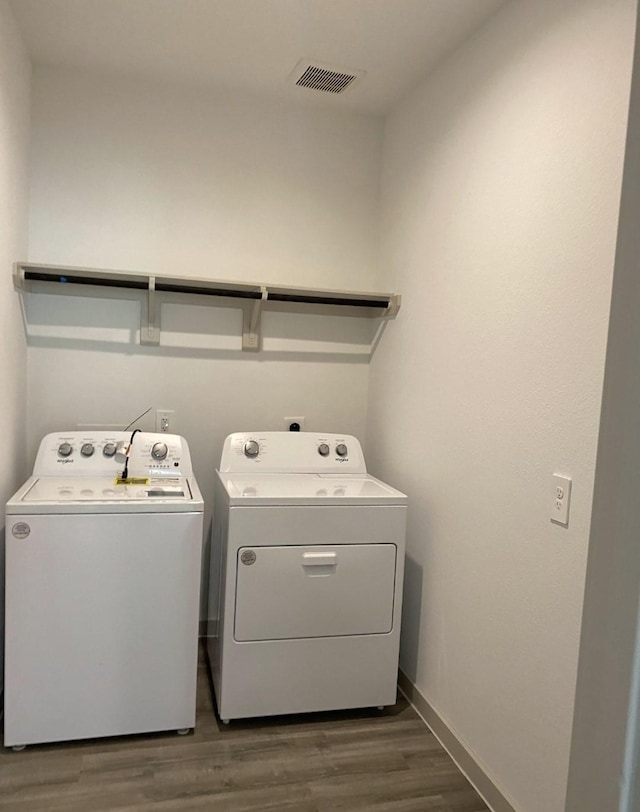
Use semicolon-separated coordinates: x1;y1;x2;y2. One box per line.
291;60;364;95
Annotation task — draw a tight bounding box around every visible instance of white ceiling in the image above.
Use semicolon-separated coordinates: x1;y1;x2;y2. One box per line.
10;0;507;115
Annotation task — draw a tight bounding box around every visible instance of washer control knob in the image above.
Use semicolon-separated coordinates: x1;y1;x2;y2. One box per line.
336;443;348;457
58;442;73;458
318;443;330;457
102;442;117;458
244;440;260;458
80;443;95;457
151;442;168;460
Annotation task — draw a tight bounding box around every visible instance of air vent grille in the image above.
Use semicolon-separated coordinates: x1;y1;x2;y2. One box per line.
291;60;364;95
296;65;357;94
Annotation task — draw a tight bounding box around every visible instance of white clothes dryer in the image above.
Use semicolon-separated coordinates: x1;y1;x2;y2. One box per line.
4;431;204;749
207;431;407;723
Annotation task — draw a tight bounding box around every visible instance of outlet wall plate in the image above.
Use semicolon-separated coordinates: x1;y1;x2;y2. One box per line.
284;416;305;431
156;409;176;434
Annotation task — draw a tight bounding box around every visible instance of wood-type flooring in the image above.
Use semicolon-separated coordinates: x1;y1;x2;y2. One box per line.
0;645;489;811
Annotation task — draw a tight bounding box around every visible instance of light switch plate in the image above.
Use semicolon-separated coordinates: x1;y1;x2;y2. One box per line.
551;474;572;526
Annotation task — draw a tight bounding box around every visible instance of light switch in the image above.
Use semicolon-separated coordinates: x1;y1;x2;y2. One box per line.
551;474;572;526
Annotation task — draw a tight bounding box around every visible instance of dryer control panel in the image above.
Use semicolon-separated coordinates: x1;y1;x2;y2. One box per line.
219;432;367;474
33;432;194;477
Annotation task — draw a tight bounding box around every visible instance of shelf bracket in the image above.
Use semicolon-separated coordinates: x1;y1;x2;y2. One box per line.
141;276;161;345
242;286;267;351
385;294;402;319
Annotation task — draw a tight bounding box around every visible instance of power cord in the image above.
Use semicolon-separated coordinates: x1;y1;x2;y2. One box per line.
120;429;141;481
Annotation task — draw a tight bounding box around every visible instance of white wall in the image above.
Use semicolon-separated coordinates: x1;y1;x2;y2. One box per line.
29;68;383;291
366;1;636;810
565;13;640;811
26;68;384;617
0;0;31;691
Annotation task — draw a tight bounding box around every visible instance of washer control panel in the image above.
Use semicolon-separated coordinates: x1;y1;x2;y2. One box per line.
35;432;194;477
219;432;367;474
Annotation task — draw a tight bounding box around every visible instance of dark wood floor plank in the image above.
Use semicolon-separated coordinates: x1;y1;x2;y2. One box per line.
0;645;489;812
307;768;458;810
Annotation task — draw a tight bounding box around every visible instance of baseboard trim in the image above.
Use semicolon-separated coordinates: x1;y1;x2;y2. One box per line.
397;670;517;812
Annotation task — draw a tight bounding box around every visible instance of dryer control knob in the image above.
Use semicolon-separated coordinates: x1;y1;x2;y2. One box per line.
318;443;330;457
151;442;168;460
243;440;260;458
58;442;73;458
336;443;348;457
80;443;95;457
103;443;117;457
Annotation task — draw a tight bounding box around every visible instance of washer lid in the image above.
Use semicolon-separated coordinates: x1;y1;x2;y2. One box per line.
219;473;407;506
7;476;204;514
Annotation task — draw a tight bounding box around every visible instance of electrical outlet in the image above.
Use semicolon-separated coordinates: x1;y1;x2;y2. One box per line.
551;474;572;526
156;410;176;434
284;416;305;432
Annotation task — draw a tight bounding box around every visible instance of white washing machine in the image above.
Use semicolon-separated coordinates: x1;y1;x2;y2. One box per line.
207;431;407;723
4;431;204;749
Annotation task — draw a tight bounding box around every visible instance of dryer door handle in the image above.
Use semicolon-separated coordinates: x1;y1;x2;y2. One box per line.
302;551;337;566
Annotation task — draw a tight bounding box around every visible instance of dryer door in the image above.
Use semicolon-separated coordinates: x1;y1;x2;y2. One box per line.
234;543;397;641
